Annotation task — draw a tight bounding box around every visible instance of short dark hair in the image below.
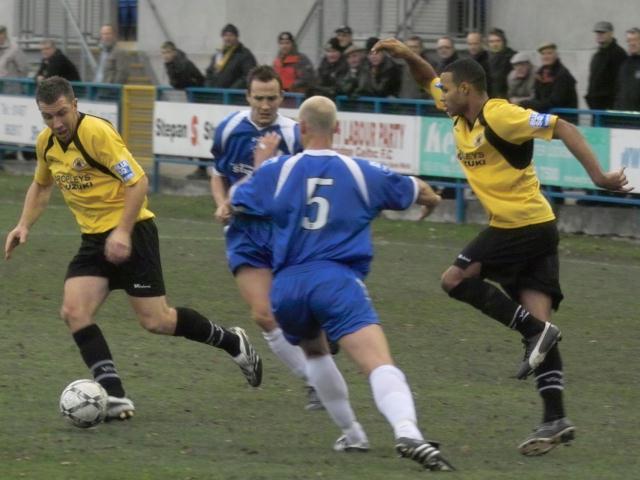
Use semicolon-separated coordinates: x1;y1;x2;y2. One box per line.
36;76;75;104
488;27;507;43
442;58;487;93
161;41;176;51
246;65;283;92
407;35;423;44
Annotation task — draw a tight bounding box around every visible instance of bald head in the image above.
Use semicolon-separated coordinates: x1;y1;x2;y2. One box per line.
299;96;337;134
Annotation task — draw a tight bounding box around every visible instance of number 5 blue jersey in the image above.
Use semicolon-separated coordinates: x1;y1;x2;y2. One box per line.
231;149;418;276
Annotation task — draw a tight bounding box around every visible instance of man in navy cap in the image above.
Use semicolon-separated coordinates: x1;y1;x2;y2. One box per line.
334;25;353;53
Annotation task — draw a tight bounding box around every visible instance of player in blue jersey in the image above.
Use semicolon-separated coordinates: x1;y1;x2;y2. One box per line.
231;96;454;471
208;66;323;409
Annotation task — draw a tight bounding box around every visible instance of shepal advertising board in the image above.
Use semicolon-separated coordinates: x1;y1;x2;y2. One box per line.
153;102;420;173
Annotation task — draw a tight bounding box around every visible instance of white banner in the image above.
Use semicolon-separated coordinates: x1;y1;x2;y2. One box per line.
0;95;118;146
153;102;242;158
610;128;640;191
333;112;419;174
153;102;420;173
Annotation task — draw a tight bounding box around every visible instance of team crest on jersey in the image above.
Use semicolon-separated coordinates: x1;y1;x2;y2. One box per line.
529;113;551;128
72;158;88;170
114;160;134;181
473;133;484;147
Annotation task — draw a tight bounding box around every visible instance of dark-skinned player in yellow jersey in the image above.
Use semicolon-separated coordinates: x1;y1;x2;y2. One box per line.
374;38;631;456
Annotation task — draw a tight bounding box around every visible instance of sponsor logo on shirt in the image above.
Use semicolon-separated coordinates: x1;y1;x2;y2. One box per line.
72;157;88;170
114;160;134;182
529;113;551;128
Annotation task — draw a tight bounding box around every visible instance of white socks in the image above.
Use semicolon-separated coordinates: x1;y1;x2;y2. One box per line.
306;354;359;433
370;364;424;441
262;327;308;380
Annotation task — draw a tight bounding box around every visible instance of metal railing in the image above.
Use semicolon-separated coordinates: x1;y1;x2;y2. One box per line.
2;80;638;218
549;108;640;129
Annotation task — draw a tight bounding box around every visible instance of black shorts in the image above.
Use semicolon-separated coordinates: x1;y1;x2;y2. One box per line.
66;219;166;297
453;220;563;310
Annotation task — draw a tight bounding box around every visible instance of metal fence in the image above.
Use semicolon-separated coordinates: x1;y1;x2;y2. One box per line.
2;80;639;215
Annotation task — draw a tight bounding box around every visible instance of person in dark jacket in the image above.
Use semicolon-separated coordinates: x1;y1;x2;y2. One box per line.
313;37;348;98
615;27;640;111
466;32;491;82
487;28;516;98
36;40;80;82
586;21;628;110
520;43;578;123
335;44;366;97
204;24;256;89
356;36;402;97
161;41;204;90
434;36;459;74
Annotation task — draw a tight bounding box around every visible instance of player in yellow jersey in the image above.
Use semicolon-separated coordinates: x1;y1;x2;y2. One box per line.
4;77;262;421
374;39;632;456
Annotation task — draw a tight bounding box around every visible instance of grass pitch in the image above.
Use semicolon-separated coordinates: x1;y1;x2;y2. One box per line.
1;173;639;479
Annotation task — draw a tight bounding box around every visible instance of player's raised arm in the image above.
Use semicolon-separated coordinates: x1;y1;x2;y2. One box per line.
372;38;438;89
4;180;54;260
553;119;632;192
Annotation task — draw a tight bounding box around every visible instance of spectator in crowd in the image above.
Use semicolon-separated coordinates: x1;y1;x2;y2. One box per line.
586;21;627;110
615;27;640;111
335;44;366;97
314;37;348;98
205;23;256;89
398;36;429;99
520;43;578;122
36;39;81;83
434;36;459;74
0;25;29;81
272;31;315;94
466;31;491;81
356;36;402;98
507;52;535;104
94;24;129;84
334;25;354;53
487;27;516;98
161;41;204;90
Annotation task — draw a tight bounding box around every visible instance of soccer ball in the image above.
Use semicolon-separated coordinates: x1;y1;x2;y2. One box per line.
59;379;108;428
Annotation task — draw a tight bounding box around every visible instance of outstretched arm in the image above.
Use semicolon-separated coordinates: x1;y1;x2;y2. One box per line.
5;181;54;260
372;38;438;88
414;178;442;219
553;119;632;192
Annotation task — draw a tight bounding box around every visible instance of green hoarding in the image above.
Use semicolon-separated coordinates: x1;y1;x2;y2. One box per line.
419;117;610;188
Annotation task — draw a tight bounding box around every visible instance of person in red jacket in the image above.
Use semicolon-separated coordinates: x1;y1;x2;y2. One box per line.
272;32;315;94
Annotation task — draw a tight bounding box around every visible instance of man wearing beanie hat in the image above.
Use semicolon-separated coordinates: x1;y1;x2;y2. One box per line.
204;23;256;90
196;23;257;179
586;21;627;110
